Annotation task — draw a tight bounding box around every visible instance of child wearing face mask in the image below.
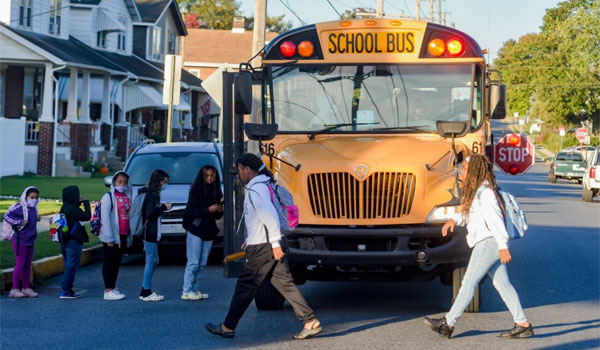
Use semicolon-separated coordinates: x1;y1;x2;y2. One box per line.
4;186;41;298
99;171;132;301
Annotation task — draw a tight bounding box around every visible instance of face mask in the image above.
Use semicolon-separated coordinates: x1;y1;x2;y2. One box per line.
161;183;168;191
115;186;128;193
27;199;39;207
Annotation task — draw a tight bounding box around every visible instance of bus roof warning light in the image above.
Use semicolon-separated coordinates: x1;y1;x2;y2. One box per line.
427;39;446;57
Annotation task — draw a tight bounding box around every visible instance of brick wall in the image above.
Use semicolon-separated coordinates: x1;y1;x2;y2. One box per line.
69;123;91;163
114;126;128;161
37;121;54;175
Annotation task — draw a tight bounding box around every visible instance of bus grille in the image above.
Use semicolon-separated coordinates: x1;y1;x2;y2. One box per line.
307;172;416;219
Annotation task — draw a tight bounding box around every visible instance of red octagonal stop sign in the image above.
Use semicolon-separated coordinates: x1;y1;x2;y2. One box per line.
493;134;535;175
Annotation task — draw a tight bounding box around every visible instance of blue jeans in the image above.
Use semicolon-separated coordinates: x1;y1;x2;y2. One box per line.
60;239;83;291
446;237;528;326
182;232;213;293
142;241;158;290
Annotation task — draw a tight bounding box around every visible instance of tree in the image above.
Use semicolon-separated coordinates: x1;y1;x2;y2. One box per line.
179;0;241;30
244;14;293;33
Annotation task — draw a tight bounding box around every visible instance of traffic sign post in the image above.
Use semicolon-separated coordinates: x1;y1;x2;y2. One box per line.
559;127;565;149
493;134;536;175
163;55;182;143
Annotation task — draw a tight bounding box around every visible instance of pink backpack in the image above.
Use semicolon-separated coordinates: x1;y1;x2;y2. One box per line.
266;183;299;230
1;202;28;241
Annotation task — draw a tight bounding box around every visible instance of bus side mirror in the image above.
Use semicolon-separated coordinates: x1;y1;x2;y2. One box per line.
234;73;252;115
436;121;469;138
490;83;506;119
244;123;278;141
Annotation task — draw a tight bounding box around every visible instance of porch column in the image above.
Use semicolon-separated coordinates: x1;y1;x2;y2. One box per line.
134;109;143;125
80;70;91;123
66;67;78;122
172;110;181;128
40;63;54;122
100;74;111;124
183;112;193;129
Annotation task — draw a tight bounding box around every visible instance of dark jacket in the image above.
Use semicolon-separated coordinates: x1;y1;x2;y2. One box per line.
60;186;91;244
184;186;223;240
140;187;167;243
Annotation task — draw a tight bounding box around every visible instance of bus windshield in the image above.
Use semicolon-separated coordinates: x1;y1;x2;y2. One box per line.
266;64;482;134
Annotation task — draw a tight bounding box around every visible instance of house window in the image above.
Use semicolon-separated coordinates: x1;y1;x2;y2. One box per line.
19;0;33;27
97;31;107;48
49;0;62;34
152;27;162;59
167;31;177;54
117;16;127;52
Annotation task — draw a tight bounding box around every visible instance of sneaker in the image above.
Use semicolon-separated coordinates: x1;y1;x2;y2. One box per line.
181;292;202;300
424;317;454;339
59;290;81;299
195;291;209;299
104;290;126;301
22;288;39;298
498;323;534;338
141;292;164;302
9;289;26;298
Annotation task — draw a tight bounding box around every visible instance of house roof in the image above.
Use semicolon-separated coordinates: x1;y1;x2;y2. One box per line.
135;0;186;35
4;25;126;74
184;29;279;66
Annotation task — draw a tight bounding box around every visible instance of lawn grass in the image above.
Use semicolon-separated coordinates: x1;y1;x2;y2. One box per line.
0;226;101;270
0;174;109;201
0;199;63;221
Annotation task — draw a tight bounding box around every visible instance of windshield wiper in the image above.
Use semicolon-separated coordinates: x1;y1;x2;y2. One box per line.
371;125;434;133
308;122;380;140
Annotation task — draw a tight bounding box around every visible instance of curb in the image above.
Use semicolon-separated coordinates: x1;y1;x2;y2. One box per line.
1;244;103;292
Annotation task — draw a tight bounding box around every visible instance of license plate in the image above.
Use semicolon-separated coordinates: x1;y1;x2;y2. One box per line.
161;223;184;234
327;31;416;54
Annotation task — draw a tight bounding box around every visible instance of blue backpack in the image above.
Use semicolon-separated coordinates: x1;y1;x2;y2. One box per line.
89;192;112;236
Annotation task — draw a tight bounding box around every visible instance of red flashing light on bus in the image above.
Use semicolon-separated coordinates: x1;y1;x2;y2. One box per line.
507;134;521;145
280;41;297;58
509;164;520;175
447;39;464;56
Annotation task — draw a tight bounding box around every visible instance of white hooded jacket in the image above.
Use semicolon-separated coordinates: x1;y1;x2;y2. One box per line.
99;171;133;246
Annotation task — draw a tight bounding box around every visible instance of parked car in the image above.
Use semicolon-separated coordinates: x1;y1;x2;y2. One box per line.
563;146;596;164
582;149;600;202
105;141;224;248
548;151;587;184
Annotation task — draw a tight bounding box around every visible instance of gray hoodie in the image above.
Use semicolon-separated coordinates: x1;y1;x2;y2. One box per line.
99;171;133;247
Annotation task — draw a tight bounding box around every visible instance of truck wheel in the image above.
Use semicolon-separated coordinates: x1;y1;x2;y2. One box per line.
255;279;285;310
548;173;556;183
452;267;480;313
583;185;594;202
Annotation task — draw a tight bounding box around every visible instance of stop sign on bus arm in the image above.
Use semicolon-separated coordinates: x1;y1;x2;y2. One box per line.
493;134;536;175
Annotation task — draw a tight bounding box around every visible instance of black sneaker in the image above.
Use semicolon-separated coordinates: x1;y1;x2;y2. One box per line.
498;323;534;338
424;317;454;339
206;322;235;338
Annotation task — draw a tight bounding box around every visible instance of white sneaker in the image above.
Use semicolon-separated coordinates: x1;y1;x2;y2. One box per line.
181;291;202;300
141;292;164;302
195;291;209;299
104;290;126;300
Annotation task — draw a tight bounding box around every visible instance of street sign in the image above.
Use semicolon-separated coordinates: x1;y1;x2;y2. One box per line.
559;127;565;137
584;136;590;145
163;55;182;105
494;134;536;175
575;128;588;142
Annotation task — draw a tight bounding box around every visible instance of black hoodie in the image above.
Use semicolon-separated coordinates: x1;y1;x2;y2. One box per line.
60;185;91;244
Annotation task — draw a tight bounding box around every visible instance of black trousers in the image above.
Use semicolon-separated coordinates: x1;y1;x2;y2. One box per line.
224;243;316;330
102;235;126;289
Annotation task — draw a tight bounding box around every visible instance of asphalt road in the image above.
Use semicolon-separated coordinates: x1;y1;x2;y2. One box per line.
1;129;599;350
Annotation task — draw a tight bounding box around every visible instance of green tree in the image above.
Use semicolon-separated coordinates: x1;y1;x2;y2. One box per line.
244;14;293;33
179;0;241;30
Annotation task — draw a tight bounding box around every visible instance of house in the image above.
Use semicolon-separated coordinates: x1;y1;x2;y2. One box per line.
0;0;207;177
182;24;278;139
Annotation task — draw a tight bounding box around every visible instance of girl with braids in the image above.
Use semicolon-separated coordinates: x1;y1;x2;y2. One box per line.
424;154;533;339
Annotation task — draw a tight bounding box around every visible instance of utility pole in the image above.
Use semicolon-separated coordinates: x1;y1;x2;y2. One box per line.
438;0;442;23
249;0;267;154
376;0;384;18
416;0;420;20
429;0;433;22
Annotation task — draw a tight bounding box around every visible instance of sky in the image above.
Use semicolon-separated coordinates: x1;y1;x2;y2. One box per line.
239;0;563;61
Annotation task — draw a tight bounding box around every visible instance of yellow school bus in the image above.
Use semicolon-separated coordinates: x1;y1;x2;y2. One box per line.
236;18;507;312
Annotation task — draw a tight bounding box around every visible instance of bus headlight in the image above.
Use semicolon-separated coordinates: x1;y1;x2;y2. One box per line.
426;205;458;223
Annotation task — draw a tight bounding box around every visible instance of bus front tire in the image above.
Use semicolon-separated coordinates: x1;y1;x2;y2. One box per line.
255;279;285;310
452;267;480;313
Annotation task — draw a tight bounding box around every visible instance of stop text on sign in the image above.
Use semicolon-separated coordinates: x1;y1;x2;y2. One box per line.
497;147;530;163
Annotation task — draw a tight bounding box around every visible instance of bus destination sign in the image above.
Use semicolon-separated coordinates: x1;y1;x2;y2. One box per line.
327;31;415;54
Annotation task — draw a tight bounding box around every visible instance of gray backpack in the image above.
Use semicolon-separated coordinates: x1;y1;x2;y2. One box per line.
129;192;146;237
